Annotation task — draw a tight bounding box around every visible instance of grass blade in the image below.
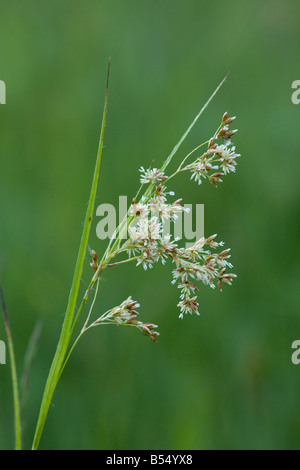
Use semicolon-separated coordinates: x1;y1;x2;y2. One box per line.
31;59;110;450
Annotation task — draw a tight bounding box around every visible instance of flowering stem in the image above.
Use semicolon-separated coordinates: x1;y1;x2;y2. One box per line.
59;315;117;380
31;60;110;451
123;79;228;224
0;285;22;450
176;141;210;172
58;279;101;382
69;254;138;340
58;331;85;381
160;74;228;173
105;257;138;268
67;262;106;342
82;278;100;332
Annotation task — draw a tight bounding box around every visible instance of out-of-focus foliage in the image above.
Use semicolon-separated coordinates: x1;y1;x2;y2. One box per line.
0;0;299;450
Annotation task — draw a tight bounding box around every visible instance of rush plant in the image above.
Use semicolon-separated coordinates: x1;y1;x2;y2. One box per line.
1;61;240;450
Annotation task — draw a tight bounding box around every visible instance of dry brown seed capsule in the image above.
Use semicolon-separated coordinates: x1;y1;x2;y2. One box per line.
225;129;238;138
142;326;152;335
223;116;236;125
173;199;183;205
206;234;217;243
143;323;157;330
90;262;98;272
208;138;215;148
127;319;139;325
209;173;223;187
150;335;158;343
217;126;228;138
219;249;231;258
222;112;228;122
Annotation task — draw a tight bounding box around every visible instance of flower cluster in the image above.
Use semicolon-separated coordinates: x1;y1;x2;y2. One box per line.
91;296;159;342
125;205;237;318
120;112;240;318
182;112;240;187
90;112;239;321
125;185;187;270
171;235;236;318
127;217;176;270
139;167;167;184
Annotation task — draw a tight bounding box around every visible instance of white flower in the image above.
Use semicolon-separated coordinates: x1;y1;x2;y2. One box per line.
139;167;167;184
214;144;240;175
177;296;199;318
128;225;144;245
110;296;140;324
139;216;161;240
149;197;185;222
190;168;204;185
186;237;206;252
160;234;178;252
149;199;171;221
129;201;149;218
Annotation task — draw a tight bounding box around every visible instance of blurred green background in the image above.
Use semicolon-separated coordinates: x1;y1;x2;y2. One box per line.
0;0;299;450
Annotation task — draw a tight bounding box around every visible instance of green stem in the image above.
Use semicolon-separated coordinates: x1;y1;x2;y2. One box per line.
105;257;138;268
69;254;137;341
0;286;22;450
31;60;110;451
58;331;84;383
160;74;228;173
82;278;100;331
59;317;112;382
176;140;210;172
68;263;105;340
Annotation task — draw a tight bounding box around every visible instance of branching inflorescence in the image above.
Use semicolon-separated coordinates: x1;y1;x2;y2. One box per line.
87;111;240;337
24;66;240;450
